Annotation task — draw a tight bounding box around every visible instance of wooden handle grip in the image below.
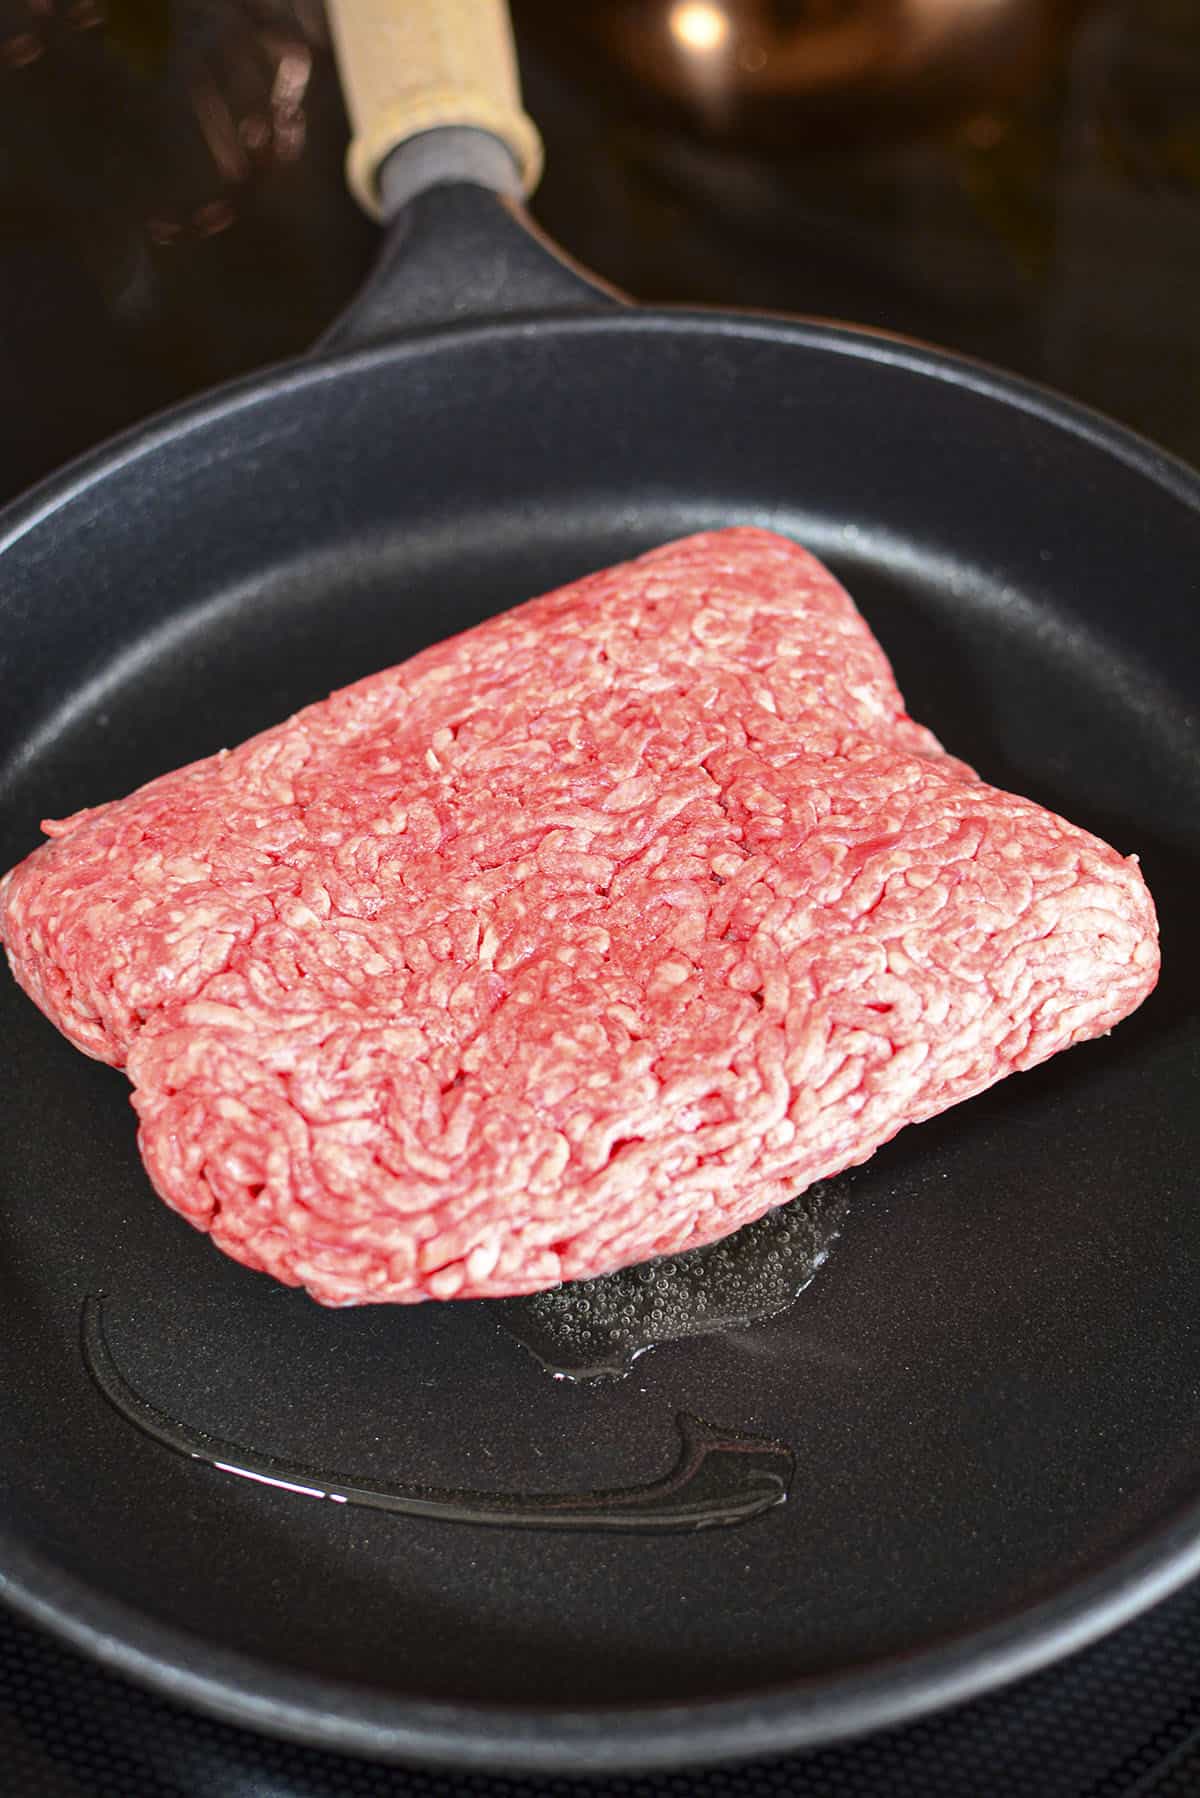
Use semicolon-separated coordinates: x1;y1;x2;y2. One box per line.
326;0;543;218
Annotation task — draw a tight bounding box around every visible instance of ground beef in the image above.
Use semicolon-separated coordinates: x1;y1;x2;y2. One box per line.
0;529;1159;1305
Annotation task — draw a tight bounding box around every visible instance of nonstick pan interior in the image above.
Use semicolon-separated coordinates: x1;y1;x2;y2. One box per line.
2;315;1199;1771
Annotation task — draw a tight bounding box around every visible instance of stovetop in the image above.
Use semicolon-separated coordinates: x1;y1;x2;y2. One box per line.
2;3;1199;1791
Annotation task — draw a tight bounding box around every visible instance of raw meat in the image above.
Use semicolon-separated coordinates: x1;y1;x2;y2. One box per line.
0;529;1159;1305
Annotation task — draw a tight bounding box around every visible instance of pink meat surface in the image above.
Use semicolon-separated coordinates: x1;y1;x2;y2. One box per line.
1;530;1158;1305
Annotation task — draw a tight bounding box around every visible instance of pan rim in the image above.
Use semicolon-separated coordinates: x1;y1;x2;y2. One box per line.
3;304;1200;1771
5;1501;1200;1771
2;309;1198;564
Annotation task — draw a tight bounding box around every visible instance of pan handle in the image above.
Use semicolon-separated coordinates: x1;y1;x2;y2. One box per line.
329;0;542;221
321;0;622;351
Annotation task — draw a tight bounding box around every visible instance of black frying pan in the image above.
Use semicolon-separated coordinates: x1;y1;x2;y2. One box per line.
2;0;1200;1776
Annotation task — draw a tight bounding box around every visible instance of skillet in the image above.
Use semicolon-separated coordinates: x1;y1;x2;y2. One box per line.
2;0;1200;1774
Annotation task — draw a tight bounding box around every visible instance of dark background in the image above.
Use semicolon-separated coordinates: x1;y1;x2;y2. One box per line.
2;1;1199;1791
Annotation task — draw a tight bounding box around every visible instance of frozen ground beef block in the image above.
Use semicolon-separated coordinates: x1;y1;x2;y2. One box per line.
0;529;1159;1305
